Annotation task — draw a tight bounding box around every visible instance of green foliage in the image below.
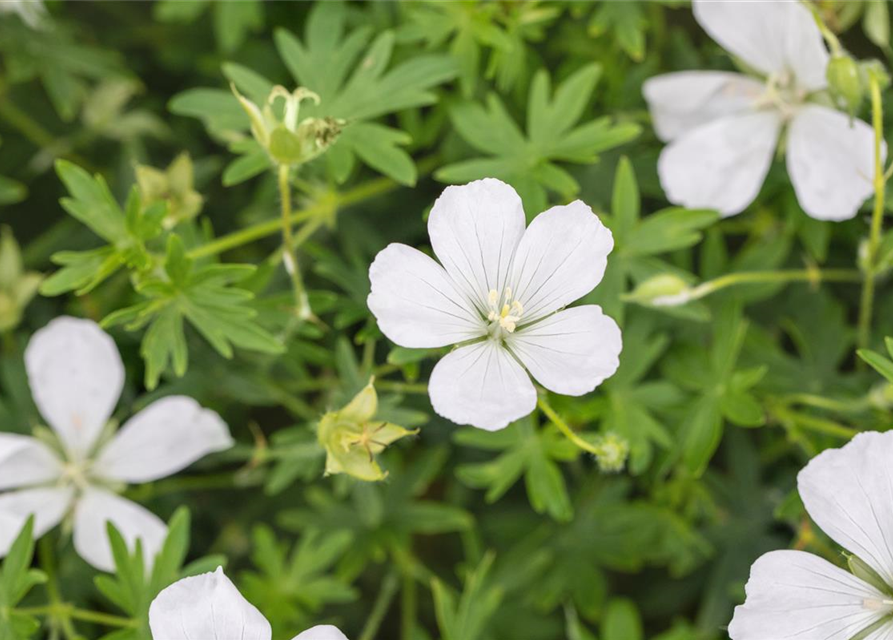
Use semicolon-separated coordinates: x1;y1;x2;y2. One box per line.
95;509;224;640
0;518;46;640
241;527;356;636
2;2;893;639
455;416;577;522
437;63;641;213
103;235;284;389
432;552;502;640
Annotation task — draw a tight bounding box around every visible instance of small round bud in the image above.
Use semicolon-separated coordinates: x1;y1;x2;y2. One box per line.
827;54;863;114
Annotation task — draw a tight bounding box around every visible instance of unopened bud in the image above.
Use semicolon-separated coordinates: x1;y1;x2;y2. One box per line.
827;54;863;115
626;273;693;307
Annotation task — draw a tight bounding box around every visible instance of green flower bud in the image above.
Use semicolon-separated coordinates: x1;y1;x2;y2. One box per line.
135;153;203;229
827;54;863;115
317;379;417;482
625;273;693;307
0;227;41;333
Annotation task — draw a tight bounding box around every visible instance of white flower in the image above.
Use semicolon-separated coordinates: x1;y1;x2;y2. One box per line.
643;0;880;221
0;316;233;572
149;567;348;640
367;179;622;431
729;431;893;640
0;0;46;29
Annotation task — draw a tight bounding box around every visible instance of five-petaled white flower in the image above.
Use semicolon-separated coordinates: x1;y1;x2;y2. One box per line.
367;179;622;431
644;0;880;221
0;316;233;572
730;431;893;640
149;567;348;640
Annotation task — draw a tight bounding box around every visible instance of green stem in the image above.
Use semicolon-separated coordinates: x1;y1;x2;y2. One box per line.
278;164;312;321
15;605;135;628
375;380;429;394
38;537;78;640
537;395;605;457
857;73;887;355
770;402;858;439
186;164;419;261
358;570;400;640
0;78;94;170
401;569;416;640
637;268;863;306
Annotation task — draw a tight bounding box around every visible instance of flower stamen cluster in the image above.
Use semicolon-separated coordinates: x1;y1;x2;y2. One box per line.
486;287;524;336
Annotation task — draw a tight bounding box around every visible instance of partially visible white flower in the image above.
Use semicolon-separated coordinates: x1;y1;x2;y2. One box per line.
0;0;47;29
0;317;233;572
643;0;880;221
149;567;349;640
729;431;893;640
367;179;622;431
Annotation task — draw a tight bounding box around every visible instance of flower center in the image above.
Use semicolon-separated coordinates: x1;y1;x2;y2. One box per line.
60;461;90;491
863;597;893;612
756;70;807;119
487;287;523;336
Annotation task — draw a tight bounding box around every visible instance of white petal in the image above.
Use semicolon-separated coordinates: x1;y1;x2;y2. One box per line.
693;0;828;91
428;340;536;431
368;244;485;348
291;626;350;640
149;567;272;640
92;396;233;484
658;111;782;217
728;550;887;640
0;511;27;556
643;71;764;141
25;317;124;460
787;105;880;221
508;200;613;322
0;487;74;557
73;488;167;573
0;434;62;490
428;178;527;311
508;306;621;396
798;431;893;588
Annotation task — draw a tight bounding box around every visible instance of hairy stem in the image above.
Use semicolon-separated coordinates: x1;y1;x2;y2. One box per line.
857;73;887;356
538;395;606;457
277;164;312;321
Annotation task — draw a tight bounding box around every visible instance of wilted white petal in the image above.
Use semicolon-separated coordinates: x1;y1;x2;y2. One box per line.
149;567;272;640
92;396;233;484
728;550;888;640
428;178;527;311
0;434;62;490
643;71;763;141
508;306;621;396
73;488;167;573
0;487;74;557
798;431;893;588
787;105;880;221
25;317;124;460
658;111;782;217
291;626;350;640
428;340;536;431
508;200;613;322
693;0;828;91
368;244;485;348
